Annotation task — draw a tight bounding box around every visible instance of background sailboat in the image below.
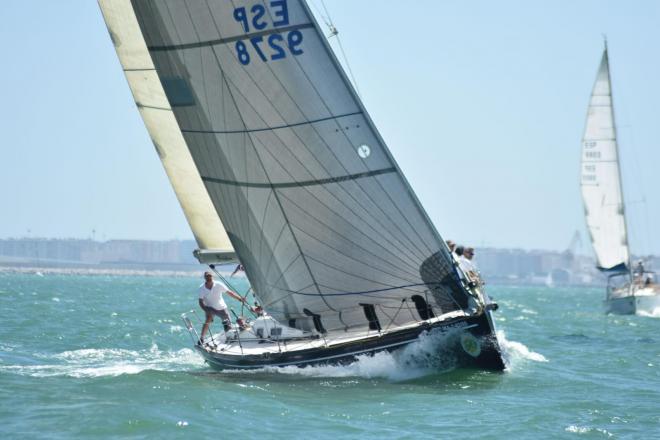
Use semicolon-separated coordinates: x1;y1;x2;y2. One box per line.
99;0;504;370
580;44;660;315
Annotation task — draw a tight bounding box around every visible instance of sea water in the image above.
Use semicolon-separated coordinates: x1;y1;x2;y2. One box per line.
0;273;659;438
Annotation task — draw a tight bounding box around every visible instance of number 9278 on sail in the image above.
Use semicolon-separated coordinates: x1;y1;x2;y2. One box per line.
233;1;304;65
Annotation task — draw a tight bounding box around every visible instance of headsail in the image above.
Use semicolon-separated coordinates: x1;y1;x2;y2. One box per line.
99;0;470;334
580;48;629;272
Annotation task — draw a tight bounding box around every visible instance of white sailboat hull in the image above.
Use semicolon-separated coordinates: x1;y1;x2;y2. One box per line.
606;285;660;316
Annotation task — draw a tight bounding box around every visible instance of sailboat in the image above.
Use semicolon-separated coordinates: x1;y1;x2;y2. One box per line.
580;43;660;315
98;0;505;370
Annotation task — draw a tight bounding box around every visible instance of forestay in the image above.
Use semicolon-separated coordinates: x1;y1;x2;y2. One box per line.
100;0;469;334
580;48;629;272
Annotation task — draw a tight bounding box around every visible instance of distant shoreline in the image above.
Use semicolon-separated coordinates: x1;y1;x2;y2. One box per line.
0;265;599;287
0;265;236;278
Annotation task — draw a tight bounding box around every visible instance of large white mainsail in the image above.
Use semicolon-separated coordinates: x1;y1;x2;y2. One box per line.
580;47;629;272
99;0;470;335
99;0;234;259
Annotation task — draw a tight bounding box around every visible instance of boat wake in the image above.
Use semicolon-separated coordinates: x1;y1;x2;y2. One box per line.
0;344;205;378
220;329;548;379
1;332;547;380
226;328;470;381
636;307;660;318
497;330;547;368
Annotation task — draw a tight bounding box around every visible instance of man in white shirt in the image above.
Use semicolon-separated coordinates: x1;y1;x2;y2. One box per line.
198;271;249;343
446;240;457;260
458;247;474;270
459;247;481;284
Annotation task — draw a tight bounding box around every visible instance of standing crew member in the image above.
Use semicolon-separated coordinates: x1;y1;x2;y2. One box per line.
198;271;249;344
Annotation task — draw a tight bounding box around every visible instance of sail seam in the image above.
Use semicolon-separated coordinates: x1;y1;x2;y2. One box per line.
291;9;435;258
267;254;302;292
215;55;427;264
196;6;325;304
147;23;315;52
284;200;421;278
202;167;396;189
285;283;438;297
189;2;327;309
124;68;156;72
137;103;172;111
227;0;432;262
181;111;363;134
296;1;439;258
174;1;254;259
204;13;430;263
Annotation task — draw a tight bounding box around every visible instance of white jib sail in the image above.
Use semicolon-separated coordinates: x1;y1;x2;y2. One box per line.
580;48;629;271
98;0;234;257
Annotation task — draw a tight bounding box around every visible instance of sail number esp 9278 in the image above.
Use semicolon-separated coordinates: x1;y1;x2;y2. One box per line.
233;1;303;65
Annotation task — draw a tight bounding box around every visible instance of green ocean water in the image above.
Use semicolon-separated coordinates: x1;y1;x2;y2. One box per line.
1;272;659;439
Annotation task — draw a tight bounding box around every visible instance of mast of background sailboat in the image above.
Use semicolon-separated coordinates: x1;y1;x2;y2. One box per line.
604;39;632;275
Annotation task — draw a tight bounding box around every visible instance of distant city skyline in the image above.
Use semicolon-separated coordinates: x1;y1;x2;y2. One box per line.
0;236;626;286
1;1;659;256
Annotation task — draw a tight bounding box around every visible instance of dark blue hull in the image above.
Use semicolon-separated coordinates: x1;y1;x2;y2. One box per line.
196;311;505;371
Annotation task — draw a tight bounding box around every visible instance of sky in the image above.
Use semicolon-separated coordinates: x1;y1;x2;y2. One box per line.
1;1;658;256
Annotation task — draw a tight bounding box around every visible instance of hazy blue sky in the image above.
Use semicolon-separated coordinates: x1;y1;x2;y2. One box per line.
1;1;658;256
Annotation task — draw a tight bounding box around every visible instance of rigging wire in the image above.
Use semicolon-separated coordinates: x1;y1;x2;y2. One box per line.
624;126;652;259
608;46;653;260
310;0;361;97
383;300;407;333
616;123;651;258
209;265;257;318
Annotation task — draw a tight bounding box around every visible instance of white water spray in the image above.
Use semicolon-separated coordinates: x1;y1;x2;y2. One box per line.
0;344;205;378
226;327;467;381
497;330;547;368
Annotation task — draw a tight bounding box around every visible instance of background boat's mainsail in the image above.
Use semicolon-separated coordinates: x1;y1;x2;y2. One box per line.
100;0;469;333
580;49;629;272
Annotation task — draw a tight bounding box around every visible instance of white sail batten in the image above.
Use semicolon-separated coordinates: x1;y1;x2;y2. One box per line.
98;0;234;256
580;49;629;271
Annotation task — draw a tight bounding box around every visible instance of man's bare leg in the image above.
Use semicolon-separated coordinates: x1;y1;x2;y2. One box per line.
199;312;213;343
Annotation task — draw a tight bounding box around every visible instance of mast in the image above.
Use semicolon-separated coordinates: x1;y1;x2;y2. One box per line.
604;41;632;273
